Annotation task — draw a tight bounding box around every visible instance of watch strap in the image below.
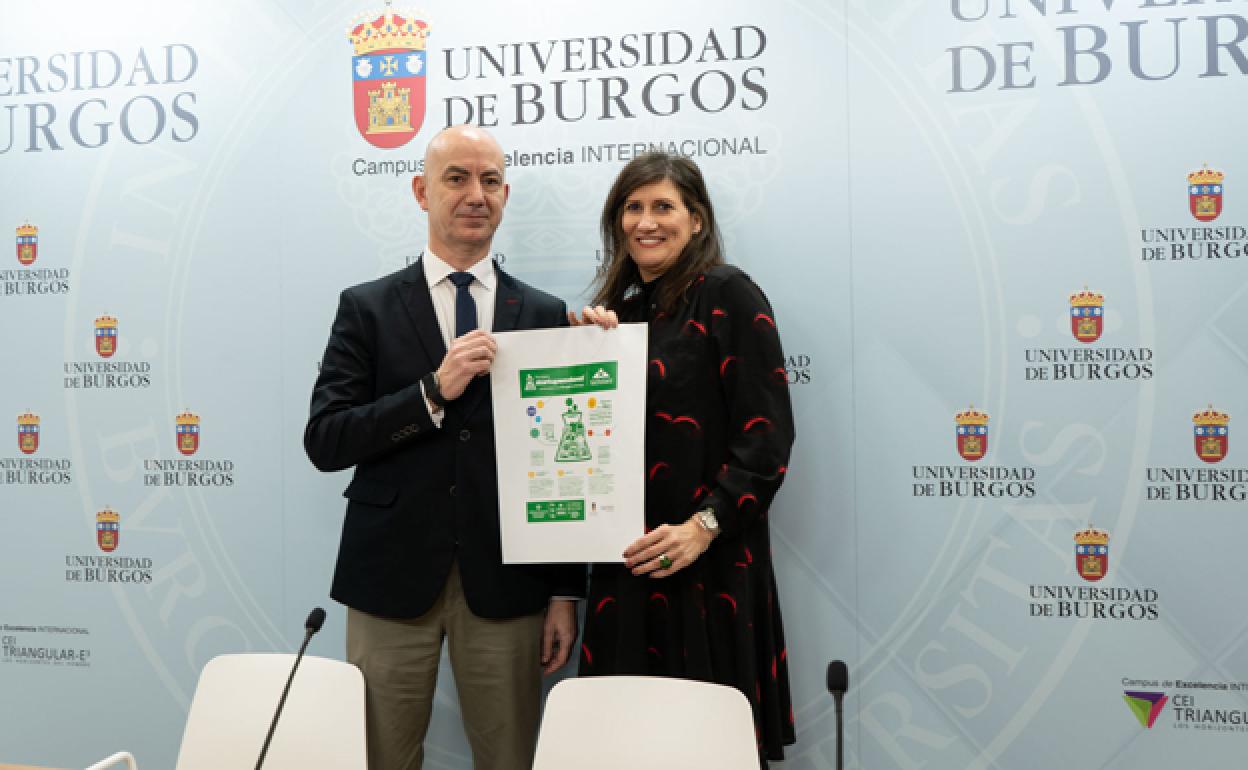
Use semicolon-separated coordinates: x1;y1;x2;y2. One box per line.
422;372;449;410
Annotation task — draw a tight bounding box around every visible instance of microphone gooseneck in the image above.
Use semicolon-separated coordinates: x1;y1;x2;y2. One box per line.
255;607;327;770
827;660;849;770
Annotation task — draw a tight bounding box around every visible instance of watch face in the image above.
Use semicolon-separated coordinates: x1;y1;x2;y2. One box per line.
701;510;719;531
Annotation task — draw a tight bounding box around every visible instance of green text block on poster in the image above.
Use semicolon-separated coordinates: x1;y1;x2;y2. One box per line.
527;500;586;522
519;362;617;397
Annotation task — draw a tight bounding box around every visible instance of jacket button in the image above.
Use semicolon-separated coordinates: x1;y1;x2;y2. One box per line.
459;429;471;441
449;485;456;497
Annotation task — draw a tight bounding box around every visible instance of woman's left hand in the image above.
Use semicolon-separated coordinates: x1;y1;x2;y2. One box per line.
624;520;714;578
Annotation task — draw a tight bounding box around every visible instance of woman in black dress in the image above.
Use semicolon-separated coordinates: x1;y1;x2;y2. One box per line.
574;152;796;763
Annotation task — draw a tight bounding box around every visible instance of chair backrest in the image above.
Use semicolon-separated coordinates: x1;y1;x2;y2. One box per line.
175;653;366;770
533;677;759;770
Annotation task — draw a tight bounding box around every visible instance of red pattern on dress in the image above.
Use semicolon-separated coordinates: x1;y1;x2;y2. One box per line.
673;415;702;431
743;416;772;432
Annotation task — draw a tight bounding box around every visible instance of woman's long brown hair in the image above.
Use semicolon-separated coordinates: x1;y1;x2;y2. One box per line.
591;152;725;314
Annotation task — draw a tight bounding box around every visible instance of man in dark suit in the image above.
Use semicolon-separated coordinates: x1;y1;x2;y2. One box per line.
305;125;581;770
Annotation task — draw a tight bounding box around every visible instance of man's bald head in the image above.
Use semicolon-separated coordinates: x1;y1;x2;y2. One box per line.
413;125;510;268
423;125;506;179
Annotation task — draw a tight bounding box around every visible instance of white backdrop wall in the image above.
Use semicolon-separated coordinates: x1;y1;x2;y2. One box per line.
1;1;1245;768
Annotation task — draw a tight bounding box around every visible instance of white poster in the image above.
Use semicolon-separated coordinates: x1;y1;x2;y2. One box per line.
491;324;648;564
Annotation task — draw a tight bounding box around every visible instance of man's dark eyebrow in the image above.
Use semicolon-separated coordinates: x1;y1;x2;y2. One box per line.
442;164;503;179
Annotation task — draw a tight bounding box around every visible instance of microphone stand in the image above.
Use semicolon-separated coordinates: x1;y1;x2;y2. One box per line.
826;660;848;770
255;609;325;770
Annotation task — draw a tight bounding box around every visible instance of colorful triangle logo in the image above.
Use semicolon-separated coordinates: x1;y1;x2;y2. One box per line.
1123;691;1168;728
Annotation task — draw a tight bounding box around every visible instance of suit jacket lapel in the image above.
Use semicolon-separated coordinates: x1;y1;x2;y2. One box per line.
398;257;448;369
492;261;524;334
461;261;524;418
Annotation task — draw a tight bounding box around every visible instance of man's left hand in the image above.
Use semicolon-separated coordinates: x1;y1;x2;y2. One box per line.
541;599;578;674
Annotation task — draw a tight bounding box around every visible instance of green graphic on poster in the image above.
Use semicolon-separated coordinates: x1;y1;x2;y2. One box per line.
554;398;592;462
519;362;617;397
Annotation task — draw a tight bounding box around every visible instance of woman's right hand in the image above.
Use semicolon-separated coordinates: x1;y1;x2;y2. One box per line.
567;305;619;329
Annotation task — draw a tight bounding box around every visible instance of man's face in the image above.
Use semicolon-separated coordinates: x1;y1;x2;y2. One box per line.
413;132;509;259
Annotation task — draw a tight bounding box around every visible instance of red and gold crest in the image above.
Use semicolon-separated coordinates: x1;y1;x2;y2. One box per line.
16;223;37;266
1074;527;1109;582
176;411;200;456
1069;288;1104;344
955;406;989;462
1193;406;1229;464
18;412;39;455
1188;166;1224;223
349;9;429;149
94;315;118;358
96;508;120;553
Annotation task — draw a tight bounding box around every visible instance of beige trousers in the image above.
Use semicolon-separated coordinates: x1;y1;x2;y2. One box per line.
347;563;545;770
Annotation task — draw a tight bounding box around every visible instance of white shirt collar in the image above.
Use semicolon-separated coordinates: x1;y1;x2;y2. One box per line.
423;247;497;291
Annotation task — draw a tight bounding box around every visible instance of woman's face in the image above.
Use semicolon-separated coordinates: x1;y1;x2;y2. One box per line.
619;178;702;282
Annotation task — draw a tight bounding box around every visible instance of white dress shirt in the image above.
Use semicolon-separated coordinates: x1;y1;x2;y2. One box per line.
423;248;497;350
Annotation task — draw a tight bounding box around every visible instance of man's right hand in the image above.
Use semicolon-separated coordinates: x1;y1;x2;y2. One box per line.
436;329;497;401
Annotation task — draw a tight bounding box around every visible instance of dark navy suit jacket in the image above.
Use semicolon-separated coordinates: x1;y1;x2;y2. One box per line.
305;258;584;619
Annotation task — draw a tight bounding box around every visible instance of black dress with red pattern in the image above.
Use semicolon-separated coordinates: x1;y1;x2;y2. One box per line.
578;265;797;762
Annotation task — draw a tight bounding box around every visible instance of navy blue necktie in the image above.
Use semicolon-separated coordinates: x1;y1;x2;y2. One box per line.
448;272;477;338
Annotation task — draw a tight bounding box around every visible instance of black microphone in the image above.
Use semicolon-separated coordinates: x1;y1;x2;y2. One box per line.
305;607;326;634
254;608;327;770
826;660;849;770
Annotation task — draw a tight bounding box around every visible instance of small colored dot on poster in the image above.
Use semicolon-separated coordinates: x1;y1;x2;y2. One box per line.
528;471;535;478
588;429;594;436
537;400;544;408
530;428;539;438
557;470;564;477
605;429;612;436
535;416;542;423
588;397;597;408
526;406;537;417
587;468;593;475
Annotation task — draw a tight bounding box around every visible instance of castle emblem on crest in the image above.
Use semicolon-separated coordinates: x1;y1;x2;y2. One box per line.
96;508;120;553
94;315;118;358
348;6;430;149
1193;405;1229;464
955;406;989;462
16;223;37;266
18;412;39;455
1069;288;1103;344
1074;527;1109;582
1188;165;1224;223
176;411;201;456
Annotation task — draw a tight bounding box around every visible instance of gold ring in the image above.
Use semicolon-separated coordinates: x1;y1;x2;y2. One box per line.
658;554;673;569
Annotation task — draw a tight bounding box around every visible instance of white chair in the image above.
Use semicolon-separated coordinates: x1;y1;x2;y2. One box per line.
83;751;136;770
533;676;759;770
175;653;366;770
84;653;366;770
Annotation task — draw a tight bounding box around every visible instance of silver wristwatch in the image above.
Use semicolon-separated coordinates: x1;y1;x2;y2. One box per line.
695;507;720;537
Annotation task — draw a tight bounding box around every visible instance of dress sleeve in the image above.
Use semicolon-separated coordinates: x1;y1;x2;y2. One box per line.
702;271;796;539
